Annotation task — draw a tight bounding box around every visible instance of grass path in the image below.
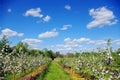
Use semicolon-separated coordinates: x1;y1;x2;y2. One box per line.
41;61;72;80
19;63;49;80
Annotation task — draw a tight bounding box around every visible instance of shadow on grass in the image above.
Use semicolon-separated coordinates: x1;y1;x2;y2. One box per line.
37;62;51;80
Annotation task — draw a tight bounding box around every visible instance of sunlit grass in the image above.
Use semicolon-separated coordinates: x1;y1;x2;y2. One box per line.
39;61;72;80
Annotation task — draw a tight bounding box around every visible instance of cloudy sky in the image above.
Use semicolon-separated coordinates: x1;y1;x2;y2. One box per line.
0;0;120;53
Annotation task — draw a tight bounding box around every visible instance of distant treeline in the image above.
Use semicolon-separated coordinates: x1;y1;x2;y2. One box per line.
0;35;120;59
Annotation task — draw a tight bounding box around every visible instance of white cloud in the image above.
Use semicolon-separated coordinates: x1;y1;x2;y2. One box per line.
56;43;79;51
8;8;12;12
43;15;51;22
22;38;42;43
88;40;106;45
87;7;118;29
17;33;24;37
64;38;91;50
64;37;71;42
73;38;90;43
0;28;24;38
50;37;120;53
24;8;51;23
61;24;72;30
38;28;58;38
65;5;71;10
113;40;120;45
22;38;42;49
24;8;43;18
53;37;108;52
55;38;88;51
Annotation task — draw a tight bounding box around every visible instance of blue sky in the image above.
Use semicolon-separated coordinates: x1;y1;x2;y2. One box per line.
0;0;120;53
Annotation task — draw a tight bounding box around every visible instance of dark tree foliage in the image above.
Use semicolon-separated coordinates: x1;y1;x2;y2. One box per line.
116;48;120;54
0;35;12;53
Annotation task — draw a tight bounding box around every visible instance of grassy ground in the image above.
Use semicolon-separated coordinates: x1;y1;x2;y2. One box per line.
40;61;72;80
19;63;49;80
5;67;36;80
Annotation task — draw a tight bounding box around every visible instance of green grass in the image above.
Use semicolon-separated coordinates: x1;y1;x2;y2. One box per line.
39;61;72;80
5;70;30;80
5;66;38;80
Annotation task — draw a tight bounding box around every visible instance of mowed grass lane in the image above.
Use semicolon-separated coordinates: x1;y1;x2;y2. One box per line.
42;61;72;80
